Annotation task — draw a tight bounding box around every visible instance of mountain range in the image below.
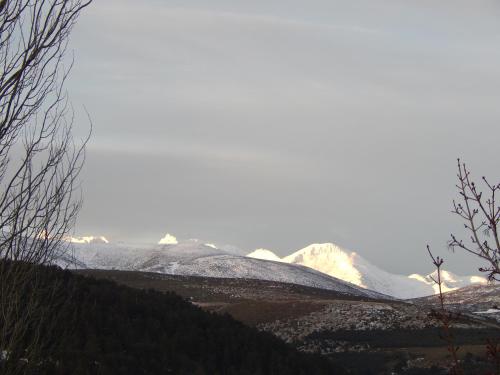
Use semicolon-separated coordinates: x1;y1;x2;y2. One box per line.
60;235;486;299
60;238;385;299
248;243;486;299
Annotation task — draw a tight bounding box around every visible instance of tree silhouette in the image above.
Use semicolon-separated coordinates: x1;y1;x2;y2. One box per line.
0;1;92;373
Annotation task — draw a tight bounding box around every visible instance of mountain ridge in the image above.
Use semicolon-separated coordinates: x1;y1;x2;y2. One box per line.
61;235;486;299
248;242;487;299
59;239;387;300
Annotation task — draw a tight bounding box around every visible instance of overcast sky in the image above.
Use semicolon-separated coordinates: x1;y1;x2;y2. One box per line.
67;0;500;275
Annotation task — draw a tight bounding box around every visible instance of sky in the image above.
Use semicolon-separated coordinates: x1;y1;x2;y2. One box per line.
66;0;500;275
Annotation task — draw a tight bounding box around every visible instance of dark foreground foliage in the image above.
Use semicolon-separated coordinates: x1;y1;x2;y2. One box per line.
313;329;500;374
329;351;497;375
1;262;343;375
309;327;500;348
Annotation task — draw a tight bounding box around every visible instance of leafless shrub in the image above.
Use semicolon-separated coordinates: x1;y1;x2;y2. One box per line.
426;245;463;375
427;160;500;375
449;159;500;281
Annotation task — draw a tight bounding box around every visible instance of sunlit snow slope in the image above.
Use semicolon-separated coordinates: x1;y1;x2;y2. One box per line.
61;236;486;299
247;249;283;262
279;243;486;299
60;239;386;300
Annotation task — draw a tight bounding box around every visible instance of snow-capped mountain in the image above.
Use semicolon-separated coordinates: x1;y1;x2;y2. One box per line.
247;249;283;262
407;270;487;294
69;235;109;244
60;234;486;299
60;237;387;300
279;243;487;299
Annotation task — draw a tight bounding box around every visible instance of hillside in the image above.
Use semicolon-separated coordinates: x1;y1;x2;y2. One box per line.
76;269;500;375
412;283;500;323
60;240;387;300
1;262;342;375
60;238;486;299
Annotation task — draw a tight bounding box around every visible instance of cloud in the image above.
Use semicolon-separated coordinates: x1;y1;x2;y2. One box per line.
70;0;500;274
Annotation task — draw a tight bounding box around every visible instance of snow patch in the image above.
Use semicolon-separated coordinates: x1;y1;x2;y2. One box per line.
471;276;488;284
474;309;500;314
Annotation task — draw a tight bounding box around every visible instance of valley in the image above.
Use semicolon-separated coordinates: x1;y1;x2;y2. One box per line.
76;269;500;374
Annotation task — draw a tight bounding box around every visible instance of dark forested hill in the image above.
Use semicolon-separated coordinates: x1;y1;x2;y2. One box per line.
4;263;343;375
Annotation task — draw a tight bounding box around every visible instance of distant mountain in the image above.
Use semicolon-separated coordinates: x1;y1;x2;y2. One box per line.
247;249;282;262
60;239;387;300
407;270;487;294
281;243;487;299
60;236;486;299
68;235;109;244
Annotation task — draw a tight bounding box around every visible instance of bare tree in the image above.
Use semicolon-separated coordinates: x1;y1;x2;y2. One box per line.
0;0;92;373
449;159;500;281
426;160;500;374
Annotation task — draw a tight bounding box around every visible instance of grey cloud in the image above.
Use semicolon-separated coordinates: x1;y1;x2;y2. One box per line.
68;0;500;275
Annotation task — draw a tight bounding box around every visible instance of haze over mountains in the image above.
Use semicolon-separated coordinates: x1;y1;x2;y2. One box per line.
62;234;487;299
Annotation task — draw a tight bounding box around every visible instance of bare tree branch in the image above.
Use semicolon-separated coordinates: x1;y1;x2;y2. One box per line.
426;246;463;375
0;1;92;373
448;159;500;281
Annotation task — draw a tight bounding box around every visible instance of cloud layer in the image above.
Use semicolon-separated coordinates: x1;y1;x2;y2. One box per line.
68;0;500;274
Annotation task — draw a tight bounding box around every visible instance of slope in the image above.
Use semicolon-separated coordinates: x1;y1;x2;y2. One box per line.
1;261;341;375
61;240;387;300
281;243;486;299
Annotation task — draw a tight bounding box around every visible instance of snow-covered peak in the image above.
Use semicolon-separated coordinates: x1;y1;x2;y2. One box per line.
282;242;487;299
158;233;178;245
283;243;363;287
69;235;109;244
408;270;487;294
247;249;282;262
61;234;488;299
